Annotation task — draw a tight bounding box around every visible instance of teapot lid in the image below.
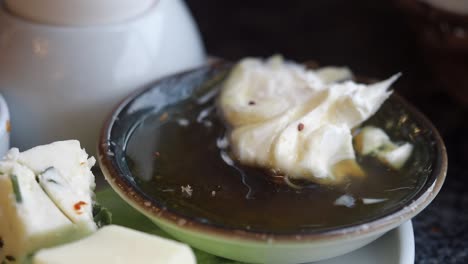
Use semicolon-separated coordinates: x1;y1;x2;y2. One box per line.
5;0;157;26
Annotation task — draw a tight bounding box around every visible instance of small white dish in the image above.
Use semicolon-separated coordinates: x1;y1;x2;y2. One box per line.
314;221;414;264
0;0;205;152
0;94;10;156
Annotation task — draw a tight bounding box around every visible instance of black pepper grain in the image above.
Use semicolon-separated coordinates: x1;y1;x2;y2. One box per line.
298;123;305;131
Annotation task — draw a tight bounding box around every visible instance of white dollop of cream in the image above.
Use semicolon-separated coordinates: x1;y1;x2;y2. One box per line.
219;56;399;184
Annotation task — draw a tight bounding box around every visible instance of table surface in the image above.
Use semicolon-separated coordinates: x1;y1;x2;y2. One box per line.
182;1;467;263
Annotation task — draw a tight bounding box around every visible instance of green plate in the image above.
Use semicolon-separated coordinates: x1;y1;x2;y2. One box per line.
96;188;243;264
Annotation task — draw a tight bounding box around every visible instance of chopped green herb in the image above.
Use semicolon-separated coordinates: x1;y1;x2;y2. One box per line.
39;167;60;185
40;167;54;174
377;145;389;152
1;260;6;264
93;203;112;228
10;175;22;203
46;178;58;184
25;252;35;263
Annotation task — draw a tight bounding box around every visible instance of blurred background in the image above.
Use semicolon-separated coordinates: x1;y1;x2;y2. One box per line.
185;0;467;263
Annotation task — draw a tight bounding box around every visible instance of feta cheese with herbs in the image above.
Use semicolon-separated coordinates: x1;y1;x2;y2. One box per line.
0;162;82;263
15;140;97;234
0;140;97;263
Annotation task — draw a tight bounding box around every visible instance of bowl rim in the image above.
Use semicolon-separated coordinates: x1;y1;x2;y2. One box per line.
98;62;447;243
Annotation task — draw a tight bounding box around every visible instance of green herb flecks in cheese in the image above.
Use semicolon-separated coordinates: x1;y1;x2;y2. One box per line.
37;166;96;234
92;204;112;228
0;140;99;263
15;140;97;234
0;162;81;264
9;174;22;203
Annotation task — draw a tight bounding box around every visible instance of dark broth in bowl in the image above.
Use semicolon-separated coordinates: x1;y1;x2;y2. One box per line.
125;74;432;234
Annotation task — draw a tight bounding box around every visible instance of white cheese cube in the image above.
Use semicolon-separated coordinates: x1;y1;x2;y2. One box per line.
33;225;196;264
354;126;413;169
378;143;414;170
15;140;97;234
0;140;98;263
354;126;391;155
0;162;82;263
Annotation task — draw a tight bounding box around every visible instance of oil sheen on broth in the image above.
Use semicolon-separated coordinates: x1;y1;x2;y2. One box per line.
126;92;422;234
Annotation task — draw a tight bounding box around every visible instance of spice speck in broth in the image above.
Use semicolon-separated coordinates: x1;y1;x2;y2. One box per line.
181;185;193;197
159;112;169;122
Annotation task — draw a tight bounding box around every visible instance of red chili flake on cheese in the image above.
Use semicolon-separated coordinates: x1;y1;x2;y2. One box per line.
74;201;87;214
297;123;305;131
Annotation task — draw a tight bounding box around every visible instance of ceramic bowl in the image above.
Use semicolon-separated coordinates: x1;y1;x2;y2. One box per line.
98;63;447;264
0;0;205;153
0;94;9;156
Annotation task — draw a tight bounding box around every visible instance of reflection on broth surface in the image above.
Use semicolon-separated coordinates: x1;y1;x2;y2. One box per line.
125;79;431;234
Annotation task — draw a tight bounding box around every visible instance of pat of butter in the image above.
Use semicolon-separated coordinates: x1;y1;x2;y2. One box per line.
32;225;196;264
220;56;399;184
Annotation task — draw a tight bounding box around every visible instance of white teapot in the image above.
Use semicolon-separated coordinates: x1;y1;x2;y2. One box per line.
0;0;205;153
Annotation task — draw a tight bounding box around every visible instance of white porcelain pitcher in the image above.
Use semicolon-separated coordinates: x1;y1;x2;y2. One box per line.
0;0;206;153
